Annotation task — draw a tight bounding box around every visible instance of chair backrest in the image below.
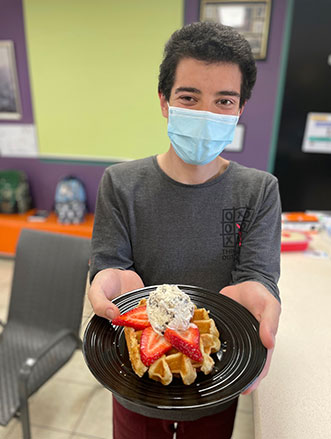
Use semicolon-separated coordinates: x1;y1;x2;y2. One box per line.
7;229;90;335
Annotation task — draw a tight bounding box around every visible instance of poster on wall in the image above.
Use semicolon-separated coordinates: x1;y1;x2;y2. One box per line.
302;113;331;154
200;0;272;60
0;124;38;157
0;41;22;120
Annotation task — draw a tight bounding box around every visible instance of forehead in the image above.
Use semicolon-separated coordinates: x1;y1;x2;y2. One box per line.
172;57;242;94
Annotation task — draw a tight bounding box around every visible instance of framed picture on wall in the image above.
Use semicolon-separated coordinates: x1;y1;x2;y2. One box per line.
200;0;272;60
0;41;22;119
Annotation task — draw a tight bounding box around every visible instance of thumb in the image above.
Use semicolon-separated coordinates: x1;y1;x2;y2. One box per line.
88;288;120;321
258;300;280;350
104;301;120;321
259;319;275;350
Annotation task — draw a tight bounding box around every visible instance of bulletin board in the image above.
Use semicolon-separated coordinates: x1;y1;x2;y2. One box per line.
273;0;331;211
23;0;182;161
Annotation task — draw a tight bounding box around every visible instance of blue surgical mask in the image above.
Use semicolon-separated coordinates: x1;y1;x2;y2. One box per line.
167;105;239;165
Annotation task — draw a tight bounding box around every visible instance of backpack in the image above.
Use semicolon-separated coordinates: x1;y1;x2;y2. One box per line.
0;170;32;214
54;176;87;224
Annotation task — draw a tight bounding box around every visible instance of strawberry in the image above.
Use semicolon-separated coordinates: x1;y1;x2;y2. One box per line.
111;306;151;330
140;327;172;366
164;325;203;362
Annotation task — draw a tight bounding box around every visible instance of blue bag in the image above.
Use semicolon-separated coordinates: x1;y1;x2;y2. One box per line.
54;176;87;224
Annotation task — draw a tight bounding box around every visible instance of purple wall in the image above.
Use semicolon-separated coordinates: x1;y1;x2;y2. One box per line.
0;157;107;212
184;0;288;170
0;0;288;211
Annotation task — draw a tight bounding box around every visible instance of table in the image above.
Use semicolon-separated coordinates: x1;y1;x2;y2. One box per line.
253;231;331;438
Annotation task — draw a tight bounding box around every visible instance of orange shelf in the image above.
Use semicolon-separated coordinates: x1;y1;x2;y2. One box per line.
0;210;93;256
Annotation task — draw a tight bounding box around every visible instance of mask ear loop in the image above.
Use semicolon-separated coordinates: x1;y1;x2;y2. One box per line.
166;102;172;120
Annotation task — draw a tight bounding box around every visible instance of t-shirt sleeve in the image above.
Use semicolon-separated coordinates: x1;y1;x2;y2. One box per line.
230;175;281;301
89;168;134;283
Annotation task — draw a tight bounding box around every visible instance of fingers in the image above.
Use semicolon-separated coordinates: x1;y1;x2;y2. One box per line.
220;282;281;394
88;268;145;321
242;299;279;394
242;378;260;395
220;283;281;350
242;347;274;395
88;287;120;320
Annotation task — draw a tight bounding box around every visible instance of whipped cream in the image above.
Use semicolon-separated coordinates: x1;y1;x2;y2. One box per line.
146;284;194;335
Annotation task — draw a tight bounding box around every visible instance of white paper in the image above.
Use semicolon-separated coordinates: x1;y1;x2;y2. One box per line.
225;123;245;152
0;123;39;157
302;112;331;154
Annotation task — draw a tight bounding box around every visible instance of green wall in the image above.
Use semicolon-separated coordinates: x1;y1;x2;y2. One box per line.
23;0;182;160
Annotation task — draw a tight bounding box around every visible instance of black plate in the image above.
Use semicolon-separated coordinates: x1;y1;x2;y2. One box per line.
83;285;266;421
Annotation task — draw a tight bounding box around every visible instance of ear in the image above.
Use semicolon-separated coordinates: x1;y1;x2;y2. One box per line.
159;92;169;118
239;102;246;117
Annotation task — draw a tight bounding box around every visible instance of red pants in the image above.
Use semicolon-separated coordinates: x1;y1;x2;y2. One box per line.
113;397;238;439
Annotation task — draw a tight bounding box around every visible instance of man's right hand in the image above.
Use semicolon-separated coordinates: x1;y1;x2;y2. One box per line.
88;268;144;320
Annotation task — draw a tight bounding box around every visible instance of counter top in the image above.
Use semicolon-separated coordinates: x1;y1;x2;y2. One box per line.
253;231;331;438
0;210;94;256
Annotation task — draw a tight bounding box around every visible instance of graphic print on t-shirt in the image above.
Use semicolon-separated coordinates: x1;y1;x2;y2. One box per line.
220;207;254;261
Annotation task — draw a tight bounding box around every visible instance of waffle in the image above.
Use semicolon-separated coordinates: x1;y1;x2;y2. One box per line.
123;299;221;385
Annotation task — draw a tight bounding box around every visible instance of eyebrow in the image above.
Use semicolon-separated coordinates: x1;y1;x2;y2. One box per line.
217;90;241;98
174;87;240;98
174;87;201;94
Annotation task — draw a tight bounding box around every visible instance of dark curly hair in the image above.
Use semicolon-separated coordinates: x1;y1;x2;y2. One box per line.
158;22;257;108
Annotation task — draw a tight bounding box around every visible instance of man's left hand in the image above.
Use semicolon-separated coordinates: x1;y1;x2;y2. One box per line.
220;281;281;394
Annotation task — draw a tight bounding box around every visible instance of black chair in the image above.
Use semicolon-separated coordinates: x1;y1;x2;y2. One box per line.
0;229;90;439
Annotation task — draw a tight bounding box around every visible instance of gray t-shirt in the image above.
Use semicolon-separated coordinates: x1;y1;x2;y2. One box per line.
90;156;281;300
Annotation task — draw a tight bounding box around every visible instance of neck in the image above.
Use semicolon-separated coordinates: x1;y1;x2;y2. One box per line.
157;147;229;185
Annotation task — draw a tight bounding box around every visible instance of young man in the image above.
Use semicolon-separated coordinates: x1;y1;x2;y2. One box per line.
89;22;281;439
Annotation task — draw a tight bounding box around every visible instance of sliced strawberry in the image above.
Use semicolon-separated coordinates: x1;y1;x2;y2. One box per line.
140;327;172;366
111;306;151;330
164;325;203;362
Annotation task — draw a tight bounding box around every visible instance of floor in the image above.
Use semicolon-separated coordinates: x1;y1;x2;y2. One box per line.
0;257;255;439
